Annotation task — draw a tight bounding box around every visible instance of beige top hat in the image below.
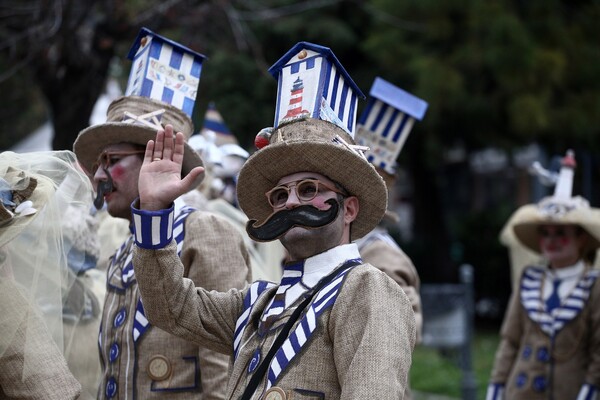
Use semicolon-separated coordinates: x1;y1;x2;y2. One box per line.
74;27;206;184
237;119;387;241
238;42;388;241
511;150;600;255
74;95;204;185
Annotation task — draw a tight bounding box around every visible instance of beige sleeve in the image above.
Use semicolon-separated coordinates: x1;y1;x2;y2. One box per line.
331;265;416;398
585;278;600;386
133;213;251;353
489;287;522;384
360;240;423;342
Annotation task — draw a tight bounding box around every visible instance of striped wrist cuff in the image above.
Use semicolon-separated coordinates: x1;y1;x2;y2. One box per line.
577;383;598;400
131;200;175;249
486;383;505;400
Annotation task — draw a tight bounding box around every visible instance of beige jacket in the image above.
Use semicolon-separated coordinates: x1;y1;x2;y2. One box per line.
98;209;251;399
133;239;416;399
488;264;600;399
357;228;422;342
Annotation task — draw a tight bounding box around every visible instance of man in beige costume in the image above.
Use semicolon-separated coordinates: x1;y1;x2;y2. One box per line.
132;42;416;399
0;151;83;399
354;77;427;345
486;151;600;399
73;28;251;399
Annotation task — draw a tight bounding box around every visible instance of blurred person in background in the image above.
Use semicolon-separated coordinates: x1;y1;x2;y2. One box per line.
0;150;86;399
487;150;600;400
184;105;285;282
73;28;251;399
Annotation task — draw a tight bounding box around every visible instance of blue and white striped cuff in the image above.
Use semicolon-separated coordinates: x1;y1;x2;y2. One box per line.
485;383;504;400
577;383;599;400
131;200;175;249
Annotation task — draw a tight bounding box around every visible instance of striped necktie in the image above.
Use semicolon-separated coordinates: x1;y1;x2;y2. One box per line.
259;263;303;334
546;279;561;313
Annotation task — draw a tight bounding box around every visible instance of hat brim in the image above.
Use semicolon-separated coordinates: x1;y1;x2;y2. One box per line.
73;123;204;184
511;204;600;254
237;140;387;241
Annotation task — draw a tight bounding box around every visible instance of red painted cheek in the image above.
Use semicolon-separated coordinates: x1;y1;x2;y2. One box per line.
311;196;334;209
110;164;127;181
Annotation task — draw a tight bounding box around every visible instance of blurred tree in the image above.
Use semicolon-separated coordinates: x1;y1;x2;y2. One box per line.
2;0;600;308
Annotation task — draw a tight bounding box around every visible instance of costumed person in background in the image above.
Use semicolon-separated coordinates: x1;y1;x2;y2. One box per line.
354;77;427;399
486;150;600;400
184;104;285;282
499;159;559;289
73;28;252;399
61;203;106;399
132;42;415;399
0;150;84;399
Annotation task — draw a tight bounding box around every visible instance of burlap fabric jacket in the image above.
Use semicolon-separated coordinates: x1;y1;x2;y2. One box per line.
0;280;81;400
489;264;600;399
98;209;251;399
133;236;416;399
357;228;422;342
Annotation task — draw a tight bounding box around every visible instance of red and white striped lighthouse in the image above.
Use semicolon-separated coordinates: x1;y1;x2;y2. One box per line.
284;77;309;119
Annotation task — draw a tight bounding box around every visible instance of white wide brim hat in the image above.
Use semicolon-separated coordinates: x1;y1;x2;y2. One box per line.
237;119;387;241
511;196;600;255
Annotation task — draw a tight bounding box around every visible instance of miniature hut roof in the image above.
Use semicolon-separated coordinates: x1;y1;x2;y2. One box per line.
267;41;365;100
369;77;428;120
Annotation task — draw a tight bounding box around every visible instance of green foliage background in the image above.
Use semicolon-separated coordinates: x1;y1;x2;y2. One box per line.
2;0;600;325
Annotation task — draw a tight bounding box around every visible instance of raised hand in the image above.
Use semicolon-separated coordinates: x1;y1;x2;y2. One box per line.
138;124;204;211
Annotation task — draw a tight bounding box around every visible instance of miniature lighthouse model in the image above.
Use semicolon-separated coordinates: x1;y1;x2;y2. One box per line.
268;42;365;136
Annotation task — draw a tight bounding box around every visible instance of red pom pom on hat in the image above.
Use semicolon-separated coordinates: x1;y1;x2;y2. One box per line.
254;128;273;149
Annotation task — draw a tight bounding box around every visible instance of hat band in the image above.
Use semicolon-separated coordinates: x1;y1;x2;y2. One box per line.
121;109;165;131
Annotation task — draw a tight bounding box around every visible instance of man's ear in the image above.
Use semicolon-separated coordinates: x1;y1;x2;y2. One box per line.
343;196;359;224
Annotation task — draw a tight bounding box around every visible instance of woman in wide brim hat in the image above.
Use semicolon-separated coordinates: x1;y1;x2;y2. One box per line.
237;118;388;242
0;150;89;399
487;152;600;400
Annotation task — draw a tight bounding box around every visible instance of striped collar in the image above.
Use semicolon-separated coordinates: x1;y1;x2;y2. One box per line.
520;265;599;337
275;244;360;309
294;243;361;288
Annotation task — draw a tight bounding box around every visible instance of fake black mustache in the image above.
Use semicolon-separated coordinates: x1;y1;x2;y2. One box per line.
93;168;113;210
246;198;340;242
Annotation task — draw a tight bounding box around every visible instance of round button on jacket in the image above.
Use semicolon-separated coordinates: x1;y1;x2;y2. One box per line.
147;355;172;381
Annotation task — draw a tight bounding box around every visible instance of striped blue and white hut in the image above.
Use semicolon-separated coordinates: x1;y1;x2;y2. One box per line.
268;42;365;137
125;27;206;118
356;77;428;175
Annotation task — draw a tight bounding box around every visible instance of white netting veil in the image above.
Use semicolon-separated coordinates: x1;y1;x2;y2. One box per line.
0;150;92;387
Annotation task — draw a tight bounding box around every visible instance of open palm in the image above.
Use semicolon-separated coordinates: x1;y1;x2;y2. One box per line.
138;124;204;211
